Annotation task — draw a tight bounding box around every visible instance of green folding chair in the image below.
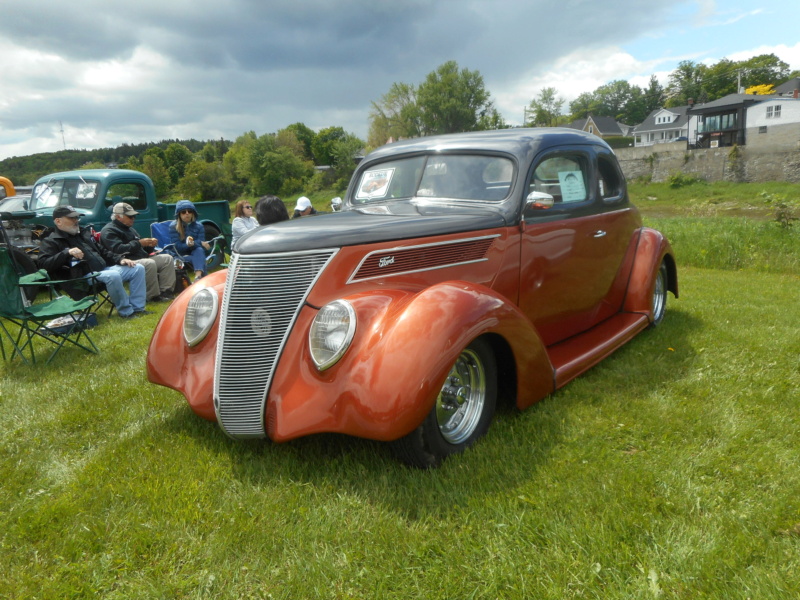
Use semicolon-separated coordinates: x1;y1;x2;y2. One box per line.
0;247;99;365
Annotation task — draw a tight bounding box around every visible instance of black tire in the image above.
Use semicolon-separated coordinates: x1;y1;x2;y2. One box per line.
650;259;668;327
391;338;497;469
10;247;39;302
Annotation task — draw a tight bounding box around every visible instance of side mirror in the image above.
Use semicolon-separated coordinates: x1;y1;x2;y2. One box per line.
526;191;554;210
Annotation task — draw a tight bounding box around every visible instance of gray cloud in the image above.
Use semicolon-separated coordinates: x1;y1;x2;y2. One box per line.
0;0;748;159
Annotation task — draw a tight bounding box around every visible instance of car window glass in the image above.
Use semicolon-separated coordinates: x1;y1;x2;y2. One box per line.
597;154;624;201
529;155;589;204
354;154;513;204
107;182;148;212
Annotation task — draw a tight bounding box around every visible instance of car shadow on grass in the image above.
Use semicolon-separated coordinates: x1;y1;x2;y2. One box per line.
160;307;701;520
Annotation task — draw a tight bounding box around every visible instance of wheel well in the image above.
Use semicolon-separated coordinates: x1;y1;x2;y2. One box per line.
663;253;678;298
481;333;517;411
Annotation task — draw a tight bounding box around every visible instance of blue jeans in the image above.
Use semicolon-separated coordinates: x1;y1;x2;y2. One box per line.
186;246;207;275
91;264;146;317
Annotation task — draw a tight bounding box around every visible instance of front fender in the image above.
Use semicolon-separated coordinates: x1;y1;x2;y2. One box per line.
146;269;228;421
267;281;554;442
623;228;678;319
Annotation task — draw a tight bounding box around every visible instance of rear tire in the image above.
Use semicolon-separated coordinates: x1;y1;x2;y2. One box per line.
650;259;668;327
391;338;497;469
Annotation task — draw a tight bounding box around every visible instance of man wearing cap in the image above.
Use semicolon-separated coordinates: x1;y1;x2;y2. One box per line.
38;205;148;319
100;202;175;302
291;196;317;219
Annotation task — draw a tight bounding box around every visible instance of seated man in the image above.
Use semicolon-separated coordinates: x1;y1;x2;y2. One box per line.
100;202;175;302
38;205;148;319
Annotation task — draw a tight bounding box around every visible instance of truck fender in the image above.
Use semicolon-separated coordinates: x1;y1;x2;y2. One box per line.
267;281;554;443
623;227;678;320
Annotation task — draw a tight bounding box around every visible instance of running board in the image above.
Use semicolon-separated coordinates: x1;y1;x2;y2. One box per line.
548;312;650;389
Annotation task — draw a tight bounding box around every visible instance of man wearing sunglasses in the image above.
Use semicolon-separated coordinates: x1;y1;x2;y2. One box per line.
38;205;148;318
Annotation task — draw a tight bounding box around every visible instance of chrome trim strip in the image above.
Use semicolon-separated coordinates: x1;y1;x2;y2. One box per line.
347;234;499;284
213;248;339;439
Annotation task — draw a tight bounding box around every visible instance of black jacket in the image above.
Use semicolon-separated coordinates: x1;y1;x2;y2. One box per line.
38;226;125;282
100;219;149;260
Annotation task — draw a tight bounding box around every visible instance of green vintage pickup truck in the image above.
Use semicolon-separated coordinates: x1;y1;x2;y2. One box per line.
2;169;231;273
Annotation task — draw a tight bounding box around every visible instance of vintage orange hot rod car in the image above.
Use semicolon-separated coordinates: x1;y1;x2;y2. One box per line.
147;128;677;468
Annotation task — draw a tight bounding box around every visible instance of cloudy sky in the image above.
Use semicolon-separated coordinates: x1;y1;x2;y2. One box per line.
2;0;799;161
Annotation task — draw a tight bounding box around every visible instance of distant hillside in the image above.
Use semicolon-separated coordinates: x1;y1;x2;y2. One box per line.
0;138;227;185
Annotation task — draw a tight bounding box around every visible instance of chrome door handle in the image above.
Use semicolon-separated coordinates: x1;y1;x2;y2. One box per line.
593;230;607;238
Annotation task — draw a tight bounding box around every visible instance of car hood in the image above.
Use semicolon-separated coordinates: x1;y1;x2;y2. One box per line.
236;202;508;254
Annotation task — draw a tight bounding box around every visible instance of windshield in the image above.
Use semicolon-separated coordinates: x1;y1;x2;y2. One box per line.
31;179;99;211
353;154;514;205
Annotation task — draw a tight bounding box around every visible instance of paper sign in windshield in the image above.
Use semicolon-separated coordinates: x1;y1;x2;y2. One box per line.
356;168;394;200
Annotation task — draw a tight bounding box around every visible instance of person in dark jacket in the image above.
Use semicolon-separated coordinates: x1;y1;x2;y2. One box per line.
291;196;317;219
168;199;209;278
38;205;148;318
100;202;175;302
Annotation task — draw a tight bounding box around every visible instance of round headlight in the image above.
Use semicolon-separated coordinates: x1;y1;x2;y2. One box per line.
183;288;219;347
309;299;356;371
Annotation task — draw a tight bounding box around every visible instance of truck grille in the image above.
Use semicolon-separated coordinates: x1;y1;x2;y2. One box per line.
214;249;338;438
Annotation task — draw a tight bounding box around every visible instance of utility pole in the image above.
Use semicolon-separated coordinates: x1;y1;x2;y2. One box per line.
59;121;66;150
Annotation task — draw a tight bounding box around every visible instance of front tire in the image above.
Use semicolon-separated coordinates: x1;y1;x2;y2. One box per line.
391;338;497;468
650;259;668;327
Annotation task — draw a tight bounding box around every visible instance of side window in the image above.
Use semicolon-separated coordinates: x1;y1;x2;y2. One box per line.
107;182;148;212
597;153;625;203
529;154;589;205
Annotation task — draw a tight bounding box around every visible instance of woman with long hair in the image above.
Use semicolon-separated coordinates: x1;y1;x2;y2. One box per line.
168;199;210;278
231;199;258;247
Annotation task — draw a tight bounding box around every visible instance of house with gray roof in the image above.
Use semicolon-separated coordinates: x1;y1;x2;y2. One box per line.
566;115;632;139
687;94;766;148
632;106;693;147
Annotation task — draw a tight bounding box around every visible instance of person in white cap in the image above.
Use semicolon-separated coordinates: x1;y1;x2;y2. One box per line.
292;196;317;219
100;202;176;302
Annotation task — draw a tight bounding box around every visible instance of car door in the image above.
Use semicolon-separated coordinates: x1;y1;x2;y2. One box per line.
518;145;638;347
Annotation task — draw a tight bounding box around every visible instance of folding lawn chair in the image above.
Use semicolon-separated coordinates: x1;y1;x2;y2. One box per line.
150;221;228;278
0;247;99;365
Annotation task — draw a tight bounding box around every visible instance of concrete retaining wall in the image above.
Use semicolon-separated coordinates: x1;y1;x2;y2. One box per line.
615;144;800;183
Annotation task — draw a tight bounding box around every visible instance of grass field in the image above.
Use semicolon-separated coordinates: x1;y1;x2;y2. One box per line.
2;181;799;598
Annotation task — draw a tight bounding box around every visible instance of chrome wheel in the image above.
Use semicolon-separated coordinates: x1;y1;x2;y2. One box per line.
651;260;668;326
391;338;497;468
436;348;486;444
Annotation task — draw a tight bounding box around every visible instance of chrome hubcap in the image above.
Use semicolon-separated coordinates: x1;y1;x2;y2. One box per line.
436;348;486;444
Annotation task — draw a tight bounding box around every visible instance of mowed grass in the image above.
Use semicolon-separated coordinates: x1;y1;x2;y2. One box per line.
2;184;800;598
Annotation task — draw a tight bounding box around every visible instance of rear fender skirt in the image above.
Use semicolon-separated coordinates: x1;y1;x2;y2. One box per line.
266;281;554;442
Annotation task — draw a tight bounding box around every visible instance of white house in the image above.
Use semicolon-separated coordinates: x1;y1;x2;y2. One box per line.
632;106;696;147
744;97;800;150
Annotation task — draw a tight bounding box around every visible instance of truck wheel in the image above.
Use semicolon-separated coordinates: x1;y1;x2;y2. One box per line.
11;247;39;302
391;338;497;469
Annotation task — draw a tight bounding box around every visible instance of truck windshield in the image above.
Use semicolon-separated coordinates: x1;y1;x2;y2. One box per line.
31;179;99;211
352;154;514;205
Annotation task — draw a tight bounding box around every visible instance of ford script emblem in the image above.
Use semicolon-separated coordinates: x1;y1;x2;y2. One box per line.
379;256;395;268
251;308;273;338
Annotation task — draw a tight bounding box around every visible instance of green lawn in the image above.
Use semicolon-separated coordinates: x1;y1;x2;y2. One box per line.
2;183;799;598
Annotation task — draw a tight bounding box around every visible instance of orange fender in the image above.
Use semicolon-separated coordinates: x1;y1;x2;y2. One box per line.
267;281;554;442
146;270;227;421
623;228;678;320
0;176;15;199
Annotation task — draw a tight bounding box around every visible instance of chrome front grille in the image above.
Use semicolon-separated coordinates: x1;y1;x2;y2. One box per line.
214;249;337;438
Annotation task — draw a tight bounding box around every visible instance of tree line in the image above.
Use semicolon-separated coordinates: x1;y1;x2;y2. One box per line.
3;54;797;201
